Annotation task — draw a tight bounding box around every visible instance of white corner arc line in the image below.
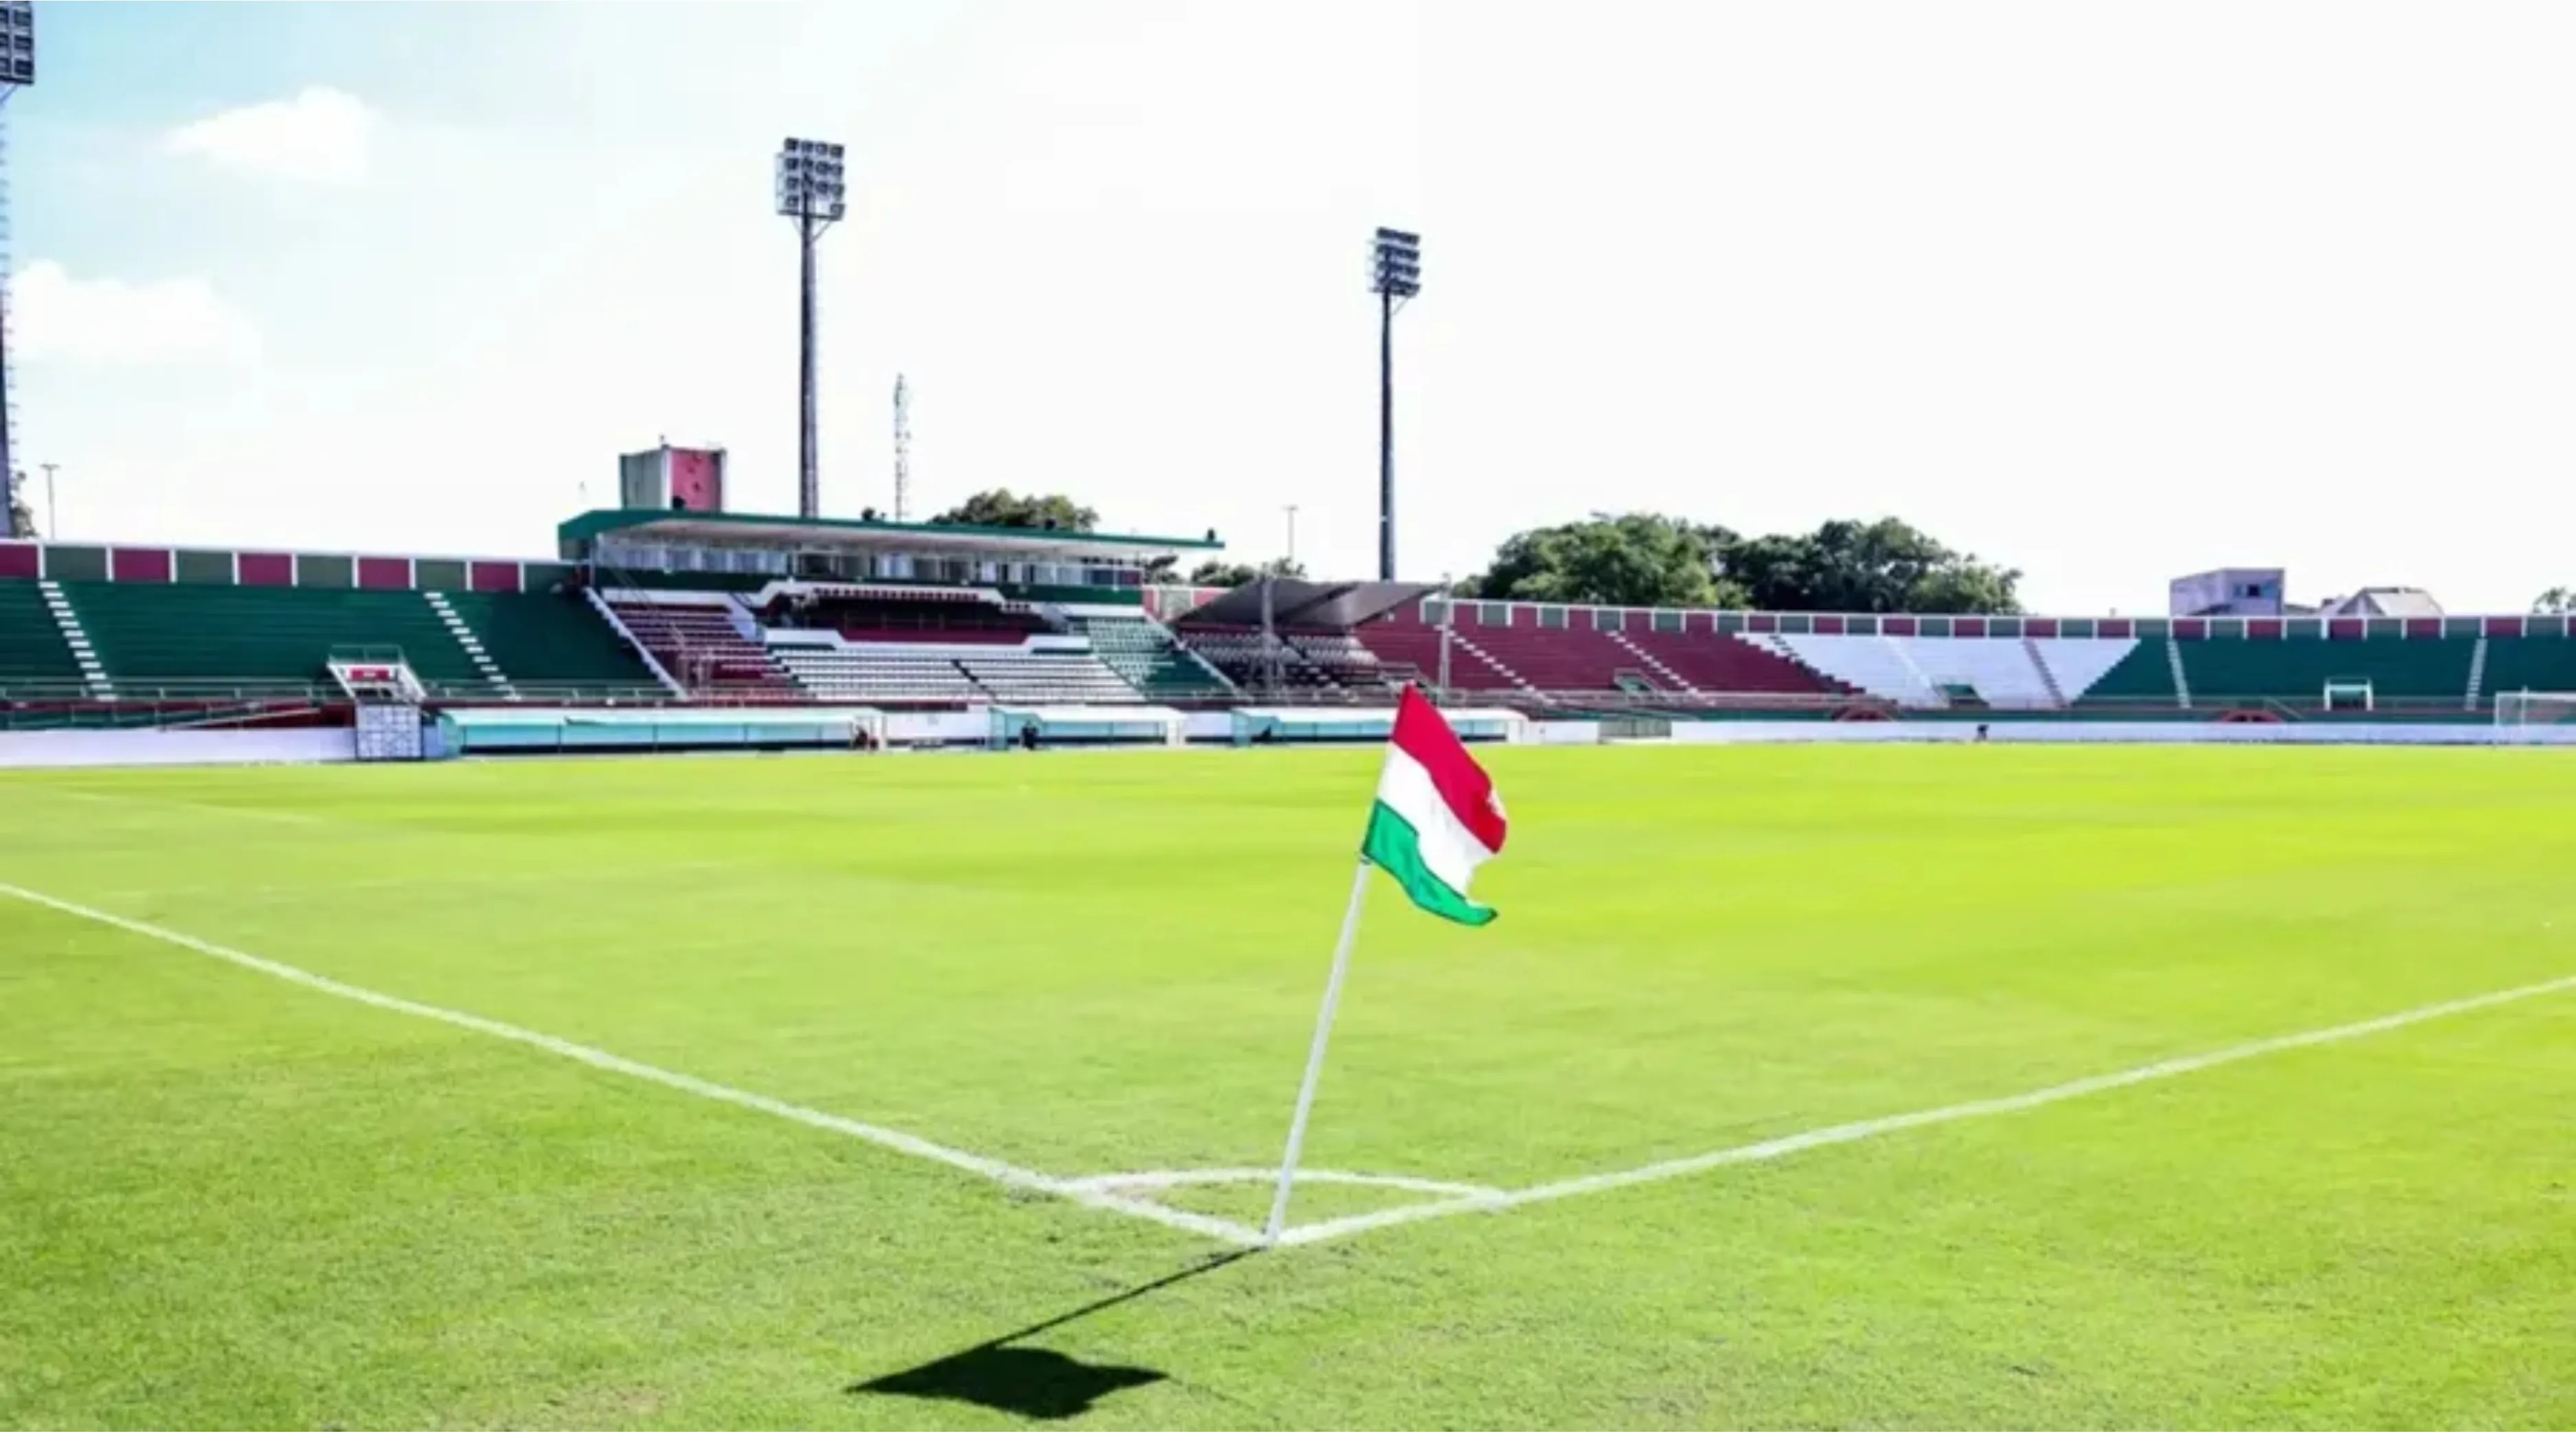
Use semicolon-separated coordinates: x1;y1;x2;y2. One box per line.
0;882;1263;1249
1276;971;2576;1248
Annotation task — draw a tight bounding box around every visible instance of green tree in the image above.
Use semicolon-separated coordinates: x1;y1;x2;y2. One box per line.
1717;518;2020;614
1184;557;1307;588
5;481;30;539
2534;588;2576;615
929;489;1100;532
1460;513;2021;613
1460;514;1741;608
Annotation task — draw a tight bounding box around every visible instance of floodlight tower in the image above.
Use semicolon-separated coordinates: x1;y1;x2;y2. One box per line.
0;1;34;534
1370;227;1421;581
775;137;847;519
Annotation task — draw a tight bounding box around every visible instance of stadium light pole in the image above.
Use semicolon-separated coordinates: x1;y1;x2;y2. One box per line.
1283;503;1298;568
776;137;848;520
1370;227;1419;582
40;459;55;539
0;0;35;535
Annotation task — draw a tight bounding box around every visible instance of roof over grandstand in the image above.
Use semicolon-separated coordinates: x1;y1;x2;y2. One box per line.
1175;577;1440;629
556;508;1223;560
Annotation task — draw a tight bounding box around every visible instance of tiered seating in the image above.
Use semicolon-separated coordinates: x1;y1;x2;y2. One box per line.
1175;627;1345;693
1767;634;1938;704
1351;619;1523;691
2478;637;2576;700
0;582;78;682
1615;629;1842;695
440;592;659;687
957;652;1139;704
2181;637;2468;704
1072;615;1233;700
1777;635;2063;708
1285;632;1388;688
607;599;798;693
771;645;980;703
2027;638;2140;703
60;582;478;686
1434;623;1646;693
2076;641;2179;706
778;592;1047;645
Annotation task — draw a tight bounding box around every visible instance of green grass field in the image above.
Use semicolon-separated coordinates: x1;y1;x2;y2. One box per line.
3;746;2572;1429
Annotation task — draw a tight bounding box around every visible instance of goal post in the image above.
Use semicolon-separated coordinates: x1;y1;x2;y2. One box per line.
2494;691;2576;728
2322;679;2373;712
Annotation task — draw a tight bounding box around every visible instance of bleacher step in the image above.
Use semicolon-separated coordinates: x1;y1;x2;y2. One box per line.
37;579;114;697
2165;638;2193;710
422;591;515;697
1605;630;1699;693
2465;634;2489;711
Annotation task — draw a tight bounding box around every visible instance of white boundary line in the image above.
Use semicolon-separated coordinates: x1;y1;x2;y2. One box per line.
0;882;1266;1249
1274;970;2576;1246
9;880;2571;1255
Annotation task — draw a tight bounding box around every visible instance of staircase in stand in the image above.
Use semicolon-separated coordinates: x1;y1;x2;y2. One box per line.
1449;632;1537;693
2165;638;2193;710
2021;635;2068;708
2465;634;2489;712
423;591;515;697
1605;630;1698;693
38;580;113;697
584;588;688;697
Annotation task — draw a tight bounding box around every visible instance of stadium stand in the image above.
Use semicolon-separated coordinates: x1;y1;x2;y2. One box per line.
440;592;662;689
60;582;483;687
2027;637;2141;703
1614;627;1846;697
605;597;800;695
2073;639;2182;706
1176;627;1351;693
1070;614;1234;700
2477;635;2576;700
0;581;79;683
957;651;1138;704
2177;633;2470;706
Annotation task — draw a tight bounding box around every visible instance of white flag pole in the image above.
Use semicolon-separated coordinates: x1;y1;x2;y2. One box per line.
1262;859;1375;1244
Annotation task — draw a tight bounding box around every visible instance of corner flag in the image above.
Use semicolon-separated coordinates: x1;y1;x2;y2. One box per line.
1263;687;1508;1242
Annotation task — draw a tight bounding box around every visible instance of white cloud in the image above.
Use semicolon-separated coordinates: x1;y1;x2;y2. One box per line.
165;87;378;185
14;261;262;368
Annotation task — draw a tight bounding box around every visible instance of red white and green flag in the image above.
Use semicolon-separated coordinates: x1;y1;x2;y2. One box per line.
1361;686;1509;926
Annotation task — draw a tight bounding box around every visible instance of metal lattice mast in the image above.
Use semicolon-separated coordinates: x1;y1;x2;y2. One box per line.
0;2;34;536
892;373;911;522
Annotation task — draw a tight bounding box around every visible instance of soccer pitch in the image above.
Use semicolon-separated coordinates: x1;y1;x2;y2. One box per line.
3;746;2571;1429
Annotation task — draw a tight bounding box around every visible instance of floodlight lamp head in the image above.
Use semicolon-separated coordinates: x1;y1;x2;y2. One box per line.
1370;225;1422;298
0;1;33;87
773;136;849;221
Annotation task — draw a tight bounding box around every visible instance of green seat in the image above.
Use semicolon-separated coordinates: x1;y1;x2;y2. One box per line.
2180;638;2468;704
1070;616;1230;700
61;582;479;685
0;581;78;682
2076;640;2180;706
2476;637;2576;702
440;592;657;686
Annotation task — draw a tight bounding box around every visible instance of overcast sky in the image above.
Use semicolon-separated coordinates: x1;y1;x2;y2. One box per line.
16;2;2576;613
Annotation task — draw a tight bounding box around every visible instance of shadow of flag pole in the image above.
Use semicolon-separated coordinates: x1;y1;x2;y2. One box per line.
1261;860;1376;1244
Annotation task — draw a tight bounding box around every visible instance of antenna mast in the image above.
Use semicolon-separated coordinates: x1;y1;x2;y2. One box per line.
892;373;912;522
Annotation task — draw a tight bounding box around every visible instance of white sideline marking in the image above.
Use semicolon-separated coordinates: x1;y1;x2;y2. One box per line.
0;882;1265;1249
13;879;2570;1255
1274;971;2576;1247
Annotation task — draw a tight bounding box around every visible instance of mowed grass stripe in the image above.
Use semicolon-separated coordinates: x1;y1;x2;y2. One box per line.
5;746;2574;1427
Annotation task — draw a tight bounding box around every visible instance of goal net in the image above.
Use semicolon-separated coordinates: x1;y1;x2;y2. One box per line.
2494;691;2576;728
2322;680;2373;712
